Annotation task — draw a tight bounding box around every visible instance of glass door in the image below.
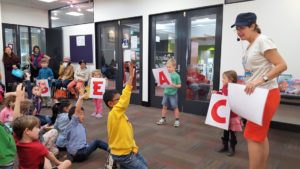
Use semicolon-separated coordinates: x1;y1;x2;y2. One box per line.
120;18;142;104
30;27;46;53
96;22;120;90
19;26;30;69
150;13;182;108
182;6;223;115
2;24;18;54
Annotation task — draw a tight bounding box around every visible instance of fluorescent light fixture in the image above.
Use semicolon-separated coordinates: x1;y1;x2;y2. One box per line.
86;8;94;12
66;12;84;16
156;36;160;42
39;0;57;3
51;16;59;20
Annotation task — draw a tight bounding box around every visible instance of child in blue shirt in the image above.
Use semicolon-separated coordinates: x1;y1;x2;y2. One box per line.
36;58;54;107
66;89;109;162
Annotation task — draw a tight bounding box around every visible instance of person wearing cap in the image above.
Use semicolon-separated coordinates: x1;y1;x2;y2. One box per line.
67;60;89;98
231;12;287;169
55;57;74;89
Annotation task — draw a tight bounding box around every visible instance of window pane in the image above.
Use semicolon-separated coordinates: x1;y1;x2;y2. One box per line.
154;19;176;97
19;26;30;69
186;15;216;101
31;28;46;53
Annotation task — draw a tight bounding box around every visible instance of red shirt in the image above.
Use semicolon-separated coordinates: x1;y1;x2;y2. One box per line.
16;141;49;169
220;84;238;118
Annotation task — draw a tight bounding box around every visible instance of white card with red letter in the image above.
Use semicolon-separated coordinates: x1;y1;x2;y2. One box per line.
152;67;172;88
228;83;268;126
205;94;230;130
36;79;51;97
89;78;106;99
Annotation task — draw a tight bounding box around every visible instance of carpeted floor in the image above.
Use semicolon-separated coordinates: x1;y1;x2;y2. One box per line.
14;99;300;169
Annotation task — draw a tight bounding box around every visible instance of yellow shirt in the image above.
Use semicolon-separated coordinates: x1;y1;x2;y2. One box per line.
107;85;138;155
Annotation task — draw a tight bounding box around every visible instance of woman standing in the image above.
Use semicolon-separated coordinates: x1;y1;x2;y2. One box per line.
2;47;22;92
29;46;48;80
231;12;287;169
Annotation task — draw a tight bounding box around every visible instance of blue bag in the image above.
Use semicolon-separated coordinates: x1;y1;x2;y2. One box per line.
12;69;24;79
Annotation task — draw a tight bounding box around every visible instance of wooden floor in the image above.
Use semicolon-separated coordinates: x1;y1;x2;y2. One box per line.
20;100;300;169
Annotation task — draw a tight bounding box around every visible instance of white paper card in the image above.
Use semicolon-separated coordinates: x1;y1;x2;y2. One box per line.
205;94;231;130
131;36;138;49
76;36;85;46
36;79;51;97
89;78;106;99
124;50;131;62
152;67;172;88
228;83;269;126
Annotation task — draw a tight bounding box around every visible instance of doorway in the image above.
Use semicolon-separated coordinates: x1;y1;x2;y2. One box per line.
95;17;143;104
149;6;223;115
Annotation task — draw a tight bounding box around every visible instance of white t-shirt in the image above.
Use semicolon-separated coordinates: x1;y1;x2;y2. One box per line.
243;34;278;89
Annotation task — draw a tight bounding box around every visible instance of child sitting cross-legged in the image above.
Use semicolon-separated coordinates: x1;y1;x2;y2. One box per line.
65;88;109;162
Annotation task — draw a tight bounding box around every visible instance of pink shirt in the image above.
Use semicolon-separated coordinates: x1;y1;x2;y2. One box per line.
0;107;14;123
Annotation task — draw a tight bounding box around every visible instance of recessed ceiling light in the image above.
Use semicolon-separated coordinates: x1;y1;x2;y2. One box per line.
39;0;57;3
66;12;84;16
51;16;59;20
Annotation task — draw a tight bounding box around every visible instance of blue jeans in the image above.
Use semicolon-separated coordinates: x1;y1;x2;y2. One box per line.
73;140;109;162
55;79;71;89
161;94;178;109
0;164;14;169
112;152;148;169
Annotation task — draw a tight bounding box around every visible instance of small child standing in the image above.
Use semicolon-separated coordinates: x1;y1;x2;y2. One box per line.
213;70;243;156
36;58;54;107
156;58;182;127
91;69;106;118
12;115;71;169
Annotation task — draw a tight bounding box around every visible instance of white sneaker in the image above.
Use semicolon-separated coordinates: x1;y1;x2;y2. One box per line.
156;118;166;125
95;114;103;118
173;120;180;127
91;112;97;116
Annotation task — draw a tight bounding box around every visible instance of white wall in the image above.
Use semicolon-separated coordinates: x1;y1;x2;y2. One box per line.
1;2;48;28
62;23;95;72
222;0;300;125
222;0;300;79
94;0;223;102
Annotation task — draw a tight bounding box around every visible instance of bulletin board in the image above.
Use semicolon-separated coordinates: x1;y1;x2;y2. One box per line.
70;34;93;63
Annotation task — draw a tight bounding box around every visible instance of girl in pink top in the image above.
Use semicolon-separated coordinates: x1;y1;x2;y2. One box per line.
0;95;16;124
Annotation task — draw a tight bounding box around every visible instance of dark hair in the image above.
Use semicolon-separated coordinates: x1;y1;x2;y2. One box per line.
51;99;71;123
32;46;40;53
223;70;238;83
103;89;120;108
253;23;261;34
68;106;84;120
79;60;86;65
13;115;40;140
4;95;16;108
2;46;19;62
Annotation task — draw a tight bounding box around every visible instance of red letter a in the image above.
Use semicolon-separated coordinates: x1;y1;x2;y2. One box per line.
159;71;170;85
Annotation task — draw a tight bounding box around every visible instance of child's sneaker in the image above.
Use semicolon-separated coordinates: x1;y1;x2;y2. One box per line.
173;120;180;127
91;112;97;116
95;113;103;118
156;118;166;125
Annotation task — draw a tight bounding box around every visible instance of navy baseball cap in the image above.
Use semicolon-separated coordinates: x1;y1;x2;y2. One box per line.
231;12;257;28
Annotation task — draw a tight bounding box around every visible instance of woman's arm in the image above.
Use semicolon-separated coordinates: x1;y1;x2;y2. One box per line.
245;49;287;94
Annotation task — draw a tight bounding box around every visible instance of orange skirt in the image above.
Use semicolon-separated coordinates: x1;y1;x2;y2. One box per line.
244;88;280;142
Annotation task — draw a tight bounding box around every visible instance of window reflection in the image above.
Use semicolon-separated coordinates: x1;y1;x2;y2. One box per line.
186;15;216;101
